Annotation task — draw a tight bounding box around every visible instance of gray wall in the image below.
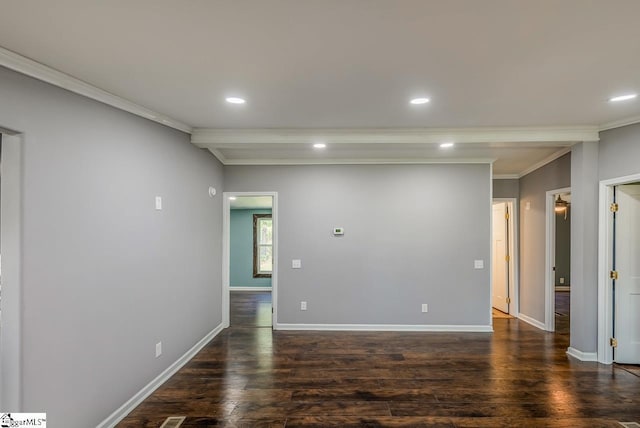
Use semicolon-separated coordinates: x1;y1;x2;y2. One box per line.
225;164;491;326
493;178;519;199
599;123;640;181
0;66;224;427
567;123;640;354
518;153;571;322
570;142;599;353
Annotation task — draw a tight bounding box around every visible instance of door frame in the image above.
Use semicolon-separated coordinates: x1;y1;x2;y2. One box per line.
492;198;519;316
598;172;640;364
0;130;24;410
222;191;278;329
545;187;571;332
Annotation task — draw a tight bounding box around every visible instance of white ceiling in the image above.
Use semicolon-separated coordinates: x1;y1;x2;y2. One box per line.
1;0;639;175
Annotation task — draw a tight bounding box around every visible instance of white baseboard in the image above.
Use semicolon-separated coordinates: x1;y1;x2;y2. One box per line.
230;286;272;292
274;323;493;332
566;347;598;362
517;313;546;330
97;323;225;428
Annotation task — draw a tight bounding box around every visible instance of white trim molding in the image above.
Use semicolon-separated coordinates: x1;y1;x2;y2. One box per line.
230;287;273;292
274;323;493;332
96;323;225;428
566;347;598;362
0;46;192;134
518;147;572;178
599;115;640;132
222;192;279;329
493;174;520;179
192;126;599;147
219;157;496;166
517;313;546;330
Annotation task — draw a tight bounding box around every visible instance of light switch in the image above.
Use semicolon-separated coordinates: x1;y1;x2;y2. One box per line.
155;196;162;210
292;259;302;269
474;260;484;269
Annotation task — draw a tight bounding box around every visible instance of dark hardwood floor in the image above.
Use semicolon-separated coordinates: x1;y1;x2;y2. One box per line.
230;291;272;328
118;292;640;427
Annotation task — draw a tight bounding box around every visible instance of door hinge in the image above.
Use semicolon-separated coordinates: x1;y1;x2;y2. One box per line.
610;203;619;212
505;212;510;220
610;337;618;348
506;297;511;304
505;255;510;262
610;270;619;280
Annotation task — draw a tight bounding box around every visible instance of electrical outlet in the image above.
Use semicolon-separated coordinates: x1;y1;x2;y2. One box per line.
422;304;428;313
155;342;162;358
474;260;484;269
300;301;307;311
560;277;565;284
292;259;302;269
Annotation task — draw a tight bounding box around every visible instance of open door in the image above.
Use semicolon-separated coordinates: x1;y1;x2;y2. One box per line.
492;202;509;313
613;183;640;363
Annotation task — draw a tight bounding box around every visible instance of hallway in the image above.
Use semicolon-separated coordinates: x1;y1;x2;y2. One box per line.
118;293;640;427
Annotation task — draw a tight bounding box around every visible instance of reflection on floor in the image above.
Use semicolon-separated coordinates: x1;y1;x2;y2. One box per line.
118;291;640;427
230;290;272;328
555;290;570;342
492;308;514;319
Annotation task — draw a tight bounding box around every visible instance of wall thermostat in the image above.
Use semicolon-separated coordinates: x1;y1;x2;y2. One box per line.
333;227;344;236
208;187;216;197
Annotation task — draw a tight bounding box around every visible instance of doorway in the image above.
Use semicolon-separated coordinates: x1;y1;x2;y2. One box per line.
610;183;640;364
222;192;278;329
544;187;571;332
491;199;517;317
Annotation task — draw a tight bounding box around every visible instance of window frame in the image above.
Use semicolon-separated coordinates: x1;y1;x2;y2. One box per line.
253;213;273;277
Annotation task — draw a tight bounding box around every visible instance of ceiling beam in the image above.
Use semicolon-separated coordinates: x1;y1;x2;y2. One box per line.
192;126;599;147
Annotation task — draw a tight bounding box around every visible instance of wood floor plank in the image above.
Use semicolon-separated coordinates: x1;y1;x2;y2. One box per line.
116;292;640;427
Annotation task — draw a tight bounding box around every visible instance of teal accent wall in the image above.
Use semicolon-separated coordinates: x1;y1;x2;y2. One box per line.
230;209;272;288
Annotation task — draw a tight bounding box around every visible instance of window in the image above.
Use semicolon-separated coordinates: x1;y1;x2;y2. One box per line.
253;214;272;277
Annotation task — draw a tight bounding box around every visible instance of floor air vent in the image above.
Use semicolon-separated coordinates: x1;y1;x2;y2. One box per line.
619;423;640;427
160;416;186;428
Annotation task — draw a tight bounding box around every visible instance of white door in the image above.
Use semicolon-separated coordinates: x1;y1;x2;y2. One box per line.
492;202;509;313
614;183;640;363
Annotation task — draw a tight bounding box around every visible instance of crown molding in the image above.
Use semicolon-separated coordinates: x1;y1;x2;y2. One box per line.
0;46;192;134
599;115;640;132
493;174;520;180
215;155;495;166
207;148;227;164
192;126;599;147
517;146;572;178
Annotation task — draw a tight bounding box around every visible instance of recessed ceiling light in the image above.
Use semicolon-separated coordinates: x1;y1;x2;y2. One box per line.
609;93;637;102
410;97;430;105
229;196;237;200
313;143;327;149
440;142;454;148
225;97;246;104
